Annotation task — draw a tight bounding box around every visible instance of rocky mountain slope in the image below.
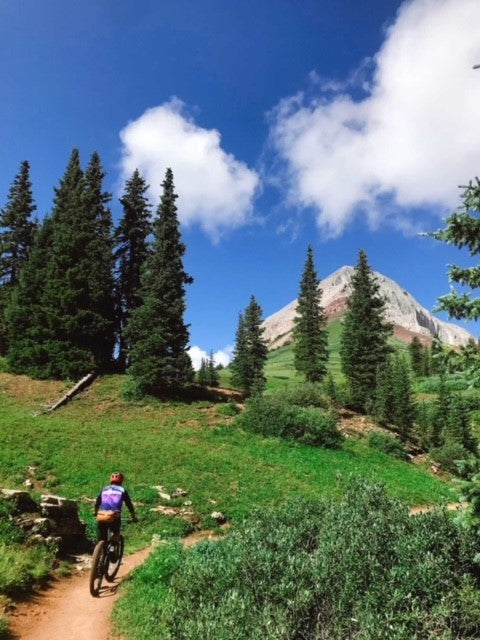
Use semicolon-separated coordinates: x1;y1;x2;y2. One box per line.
262;266;474;350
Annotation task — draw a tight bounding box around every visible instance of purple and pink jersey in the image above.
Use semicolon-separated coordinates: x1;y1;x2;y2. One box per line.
96;484;134;514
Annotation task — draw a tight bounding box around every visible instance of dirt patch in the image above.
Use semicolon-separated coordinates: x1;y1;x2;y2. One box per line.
338;409;392;438
409;502;467;516
7;547;151;640
0;373;67;408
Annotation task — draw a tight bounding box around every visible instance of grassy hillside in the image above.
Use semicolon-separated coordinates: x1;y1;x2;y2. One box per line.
0;372;456;548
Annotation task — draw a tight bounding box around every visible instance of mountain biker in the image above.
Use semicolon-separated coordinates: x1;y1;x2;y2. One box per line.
94;472;138;542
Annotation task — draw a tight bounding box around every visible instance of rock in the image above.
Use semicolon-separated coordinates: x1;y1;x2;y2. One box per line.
27;466;37;476
150;505;178;516
172;488;188;498
183;500;193;506
23;479;33;489
211;511;227;524
0;489;38;514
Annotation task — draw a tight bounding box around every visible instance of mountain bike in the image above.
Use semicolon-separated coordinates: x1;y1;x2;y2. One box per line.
89;531;125;597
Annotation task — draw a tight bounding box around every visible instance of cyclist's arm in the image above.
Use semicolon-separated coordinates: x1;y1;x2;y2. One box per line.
94;493;101;515
123;490;137;521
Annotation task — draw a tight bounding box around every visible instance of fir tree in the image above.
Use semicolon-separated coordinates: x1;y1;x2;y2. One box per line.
6;218;54;376
428;178;480;321
125;168;194;396
115;169;152;369
374;359;395;426
197;358;209;386
207;350;219;387
340;250;392;412
231;297;268;396
391;354;416;441
293;245;328;382
0;161;37;354
408;337;424;377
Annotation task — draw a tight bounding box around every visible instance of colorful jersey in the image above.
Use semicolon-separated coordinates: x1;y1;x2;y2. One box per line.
98;484;127;513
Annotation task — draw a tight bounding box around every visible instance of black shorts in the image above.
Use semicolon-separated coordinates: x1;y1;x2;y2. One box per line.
97;518;121;542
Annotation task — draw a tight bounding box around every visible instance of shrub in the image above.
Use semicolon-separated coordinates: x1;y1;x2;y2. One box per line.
430;441;472;473
236;396;342;448
279;383;329;408
0;613;8;639
115;480;480;640
367;432;407;460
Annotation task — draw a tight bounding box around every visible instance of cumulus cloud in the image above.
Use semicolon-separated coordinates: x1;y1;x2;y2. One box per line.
269;0;480;237
120;99;260;240
188;345;233;371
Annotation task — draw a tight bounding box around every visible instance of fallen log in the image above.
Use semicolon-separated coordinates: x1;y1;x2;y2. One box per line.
46;372;96;412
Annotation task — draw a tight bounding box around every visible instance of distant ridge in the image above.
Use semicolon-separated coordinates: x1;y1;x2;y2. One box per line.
262;266;475;350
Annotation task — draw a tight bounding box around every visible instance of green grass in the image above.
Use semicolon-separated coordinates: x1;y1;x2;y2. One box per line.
0;373;456;553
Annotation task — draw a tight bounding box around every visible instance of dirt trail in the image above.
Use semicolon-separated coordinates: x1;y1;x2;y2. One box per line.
8;547;151;640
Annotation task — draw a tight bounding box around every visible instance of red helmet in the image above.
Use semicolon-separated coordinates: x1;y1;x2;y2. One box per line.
110;471;124;485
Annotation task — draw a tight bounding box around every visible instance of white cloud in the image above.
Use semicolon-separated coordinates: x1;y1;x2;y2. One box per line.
188;345;233;371
269;0;480;237
120;99;260;240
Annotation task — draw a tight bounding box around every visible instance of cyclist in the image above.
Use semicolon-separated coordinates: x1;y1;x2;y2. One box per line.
94;472;137;542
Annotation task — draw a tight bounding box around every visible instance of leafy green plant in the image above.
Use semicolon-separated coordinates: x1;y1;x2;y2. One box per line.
367;432;406;460
279;383;329;408
115;480;480;640
236;396;342;448
0;542;52;596
216;401;240;417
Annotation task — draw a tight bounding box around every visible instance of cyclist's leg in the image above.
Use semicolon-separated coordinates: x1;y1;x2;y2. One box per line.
110;518;121;540
97;521;109;542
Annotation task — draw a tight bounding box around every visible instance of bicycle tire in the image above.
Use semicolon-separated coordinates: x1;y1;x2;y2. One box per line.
105;535;124;582
89;540;106;597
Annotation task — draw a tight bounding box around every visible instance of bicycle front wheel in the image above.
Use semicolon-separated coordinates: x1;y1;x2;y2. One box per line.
105;535;124;582
89;540;106;597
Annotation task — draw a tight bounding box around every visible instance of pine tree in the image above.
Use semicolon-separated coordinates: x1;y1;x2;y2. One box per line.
115;169;152;369
207;350;219;387
82;151;116;370
340;250;392;412
37;149;117;378
0;161;37;354
125;168;194;397
408;337;424;377
197;358;209;386
391;354;416;441
428;178;480;321
374;359;395;426
293;245;328;382
231;297;268;396
6;217;53;376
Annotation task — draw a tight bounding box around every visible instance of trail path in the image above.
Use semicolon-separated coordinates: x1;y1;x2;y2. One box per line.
8;547;151;640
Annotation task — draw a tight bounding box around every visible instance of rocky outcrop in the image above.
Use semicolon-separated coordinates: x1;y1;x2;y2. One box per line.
262;265;475;349
0;489;90;554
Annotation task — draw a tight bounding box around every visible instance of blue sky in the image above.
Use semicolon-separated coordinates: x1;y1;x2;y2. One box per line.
1;0;480;366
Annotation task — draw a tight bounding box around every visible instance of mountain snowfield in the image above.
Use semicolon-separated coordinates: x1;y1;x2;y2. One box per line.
262;266;474;350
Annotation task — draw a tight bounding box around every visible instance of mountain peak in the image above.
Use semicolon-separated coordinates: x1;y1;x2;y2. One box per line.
262;267;474;350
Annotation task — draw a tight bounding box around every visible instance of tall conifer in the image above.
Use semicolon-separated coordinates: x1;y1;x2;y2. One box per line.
231;296;268;395
340;249;392;412
0;161;37;354
293;246;328;382
125;168;193;396
115;169;152;369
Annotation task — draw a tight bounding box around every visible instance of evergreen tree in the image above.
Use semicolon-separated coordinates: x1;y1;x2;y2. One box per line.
230;312;248;390
340;250;392;412
445;395;476;453
293;245;328;382
0;161;37;354
374;359;395;426
82;151;116;370
115;169;152;369
6;218;53;376
125;168;194;396
38;149;116;378
408;337;424;377
428;178;480;321
207;350;219;387
231;296;268;396
197;358;209;386
391;354;416;441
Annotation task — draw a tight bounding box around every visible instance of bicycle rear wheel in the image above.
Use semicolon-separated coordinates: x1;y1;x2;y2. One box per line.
89;540;106;597
105;535;124;582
